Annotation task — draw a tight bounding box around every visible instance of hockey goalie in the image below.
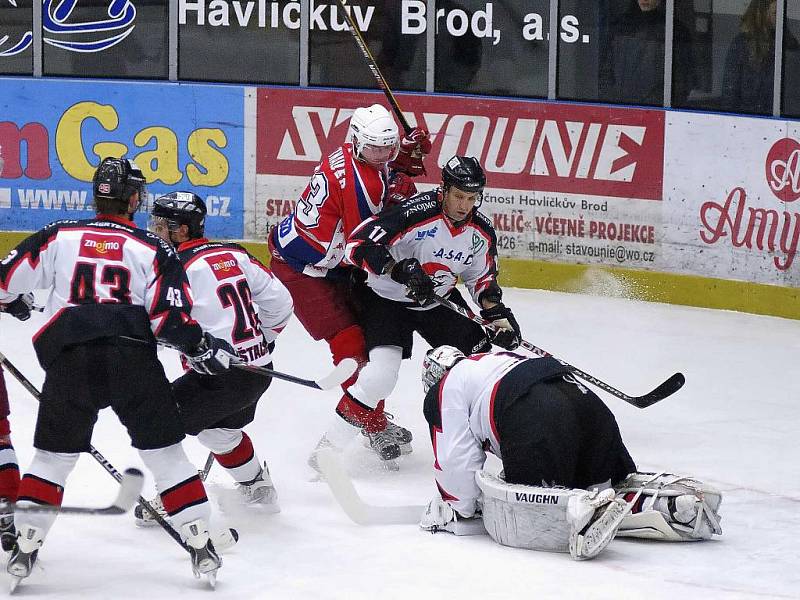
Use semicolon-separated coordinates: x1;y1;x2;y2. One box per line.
419;346;722;560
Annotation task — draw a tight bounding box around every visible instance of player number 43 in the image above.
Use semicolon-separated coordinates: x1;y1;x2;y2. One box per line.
166;287;183;307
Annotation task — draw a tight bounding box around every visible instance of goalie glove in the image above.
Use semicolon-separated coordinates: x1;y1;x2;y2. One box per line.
185;332;239;375
389;127;432;177
420;497;484;535
480;303;521;350
1;293;34;322
390;258;435;305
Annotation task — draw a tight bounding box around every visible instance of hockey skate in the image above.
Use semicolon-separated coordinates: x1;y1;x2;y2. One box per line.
362;428;401;463
133;495;168;528
569;489;632;560
0;507;15;552
614;472;723;541
181;519;221;588
362;415;413;455
7;524;44;593
236;464;280;513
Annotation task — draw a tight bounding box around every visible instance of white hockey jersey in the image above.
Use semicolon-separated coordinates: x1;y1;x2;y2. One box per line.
426;352;531;517
0;216;203;368
177;239;293;367
344;190;499;308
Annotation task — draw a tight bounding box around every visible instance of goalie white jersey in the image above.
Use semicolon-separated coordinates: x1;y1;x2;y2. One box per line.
424;352;531;517
177;239;293;367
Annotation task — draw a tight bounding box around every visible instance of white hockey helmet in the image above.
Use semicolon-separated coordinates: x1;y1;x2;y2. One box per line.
422;345;466;393
348;104;400;167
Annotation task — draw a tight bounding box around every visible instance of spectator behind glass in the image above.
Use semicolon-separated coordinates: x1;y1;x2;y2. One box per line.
600;0;692;106
722;0;797;114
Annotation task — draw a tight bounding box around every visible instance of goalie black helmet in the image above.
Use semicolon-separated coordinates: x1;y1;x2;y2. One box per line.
92;157;146;204
441;156;486;194
151;191;207;239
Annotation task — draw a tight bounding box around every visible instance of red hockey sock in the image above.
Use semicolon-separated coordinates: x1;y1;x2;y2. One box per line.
336;395;387;433
0;442;19;502
17;474;63;507
328;326;367;390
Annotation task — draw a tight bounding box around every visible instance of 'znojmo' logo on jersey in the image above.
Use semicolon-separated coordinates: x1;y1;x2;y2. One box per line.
1;0;137;56
0;0;33;57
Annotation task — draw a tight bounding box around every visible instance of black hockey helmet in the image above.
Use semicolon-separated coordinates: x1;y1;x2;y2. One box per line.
441;156;486;195
92;157;146;205
150;191;207;239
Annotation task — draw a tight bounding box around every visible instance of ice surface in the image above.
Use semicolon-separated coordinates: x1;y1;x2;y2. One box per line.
0;288;797;599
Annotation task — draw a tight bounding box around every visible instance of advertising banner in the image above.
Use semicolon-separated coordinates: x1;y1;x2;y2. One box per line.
0;78;245;238
664;113;800;287
254;87;665;270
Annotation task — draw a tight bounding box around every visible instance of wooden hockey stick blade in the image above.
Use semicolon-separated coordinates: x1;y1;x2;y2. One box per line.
1;468;144;516
316;449;423;526
234;358;357;390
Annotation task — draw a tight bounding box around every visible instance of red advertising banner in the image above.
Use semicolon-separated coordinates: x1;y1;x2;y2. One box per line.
256;89;664;201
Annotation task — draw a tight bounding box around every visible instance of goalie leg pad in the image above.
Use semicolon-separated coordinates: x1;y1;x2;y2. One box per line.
477;471;627;558
614;472;723;541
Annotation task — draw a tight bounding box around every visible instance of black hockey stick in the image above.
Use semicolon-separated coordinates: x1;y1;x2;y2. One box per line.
335;0;412;134
430;295;685;409
0;352;238;553
232;357;358;391
0;468;144;516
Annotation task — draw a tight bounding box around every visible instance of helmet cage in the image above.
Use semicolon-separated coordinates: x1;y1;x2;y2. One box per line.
421;345;466;393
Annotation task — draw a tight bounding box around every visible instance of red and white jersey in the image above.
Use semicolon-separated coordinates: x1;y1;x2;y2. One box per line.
177;239;293;367
0;215;202;368
345;191;499;308
271;144;388;276
426;352;531;517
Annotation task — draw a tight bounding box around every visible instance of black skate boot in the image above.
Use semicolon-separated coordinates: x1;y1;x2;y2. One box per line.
362;414;413;455
363;428;401;461
133;495;168;528
236;463;280;512
0;507;16;552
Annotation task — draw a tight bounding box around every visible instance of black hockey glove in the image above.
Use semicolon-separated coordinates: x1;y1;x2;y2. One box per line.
2;293;34;321
480;303;521;350
390;258;436;305
186;332;239;375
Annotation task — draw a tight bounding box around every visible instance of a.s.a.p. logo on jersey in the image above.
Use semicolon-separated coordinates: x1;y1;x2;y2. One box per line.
79;233;126;260
42;0;137;53
0;0;33;57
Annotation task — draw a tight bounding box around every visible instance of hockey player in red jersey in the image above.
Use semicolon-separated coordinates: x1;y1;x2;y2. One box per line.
418;346;723;559
0;158;237;587
328;156;522;462
267;104;431;464
134;191;293;524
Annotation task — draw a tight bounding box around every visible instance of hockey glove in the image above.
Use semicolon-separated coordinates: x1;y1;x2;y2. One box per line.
2;293;34;322
186;332;239;375
390;258;436;305
480;303;521;350
385;172;418;209
420;497;457;533
388;127;432;177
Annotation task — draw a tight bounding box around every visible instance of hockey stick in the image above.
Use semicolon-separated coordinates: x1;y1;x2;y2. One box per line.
0;468;143;516
430;295;685;409
335;0;412;134
0;352;238;553
316;449;423;525
232;357;358;391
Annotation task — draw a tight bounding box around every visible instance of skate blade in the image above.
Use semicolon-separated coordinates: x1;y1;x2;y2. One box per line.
205;571;217;589
398;443;413;455
9;576;24;594
380;459;399;472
